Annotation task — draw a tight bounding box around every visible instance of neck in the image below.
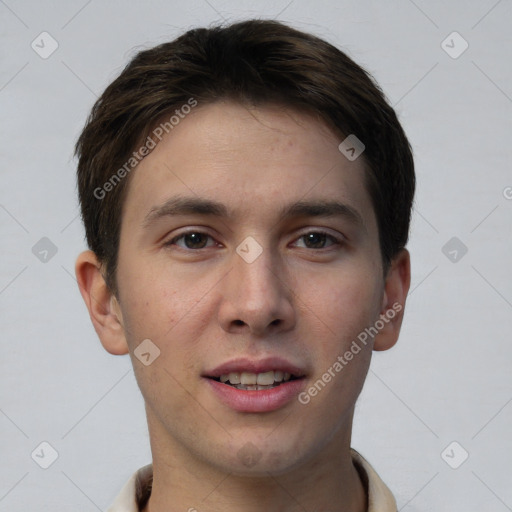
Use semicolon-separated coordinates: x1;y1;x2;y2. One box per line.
141;411;367;512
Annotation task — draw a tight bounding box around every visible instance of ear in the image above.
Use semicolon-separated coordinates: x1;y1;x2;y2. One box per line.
75;250;129;355
373;248;411;351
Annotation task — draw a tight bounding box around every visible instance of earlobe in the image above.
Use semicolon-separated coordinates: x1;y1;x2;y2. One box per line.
373;248;411;351
75;250;130;355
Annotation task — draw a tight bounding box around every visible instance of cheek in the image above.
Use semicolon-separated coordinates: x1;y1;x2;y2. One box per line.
124;301;200;425
132;357;196;437
299;275;377;419
117;290;175;347
116;258;200;346
301;265;382;349
116;266;208;390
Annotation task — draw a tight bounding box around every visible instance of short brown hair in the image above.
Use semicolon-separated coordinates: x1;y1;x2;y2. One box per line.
75;19;415;295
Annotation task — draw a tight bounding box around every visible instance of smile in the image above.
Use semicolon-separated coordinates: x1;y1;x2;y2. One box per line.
211;370;300;390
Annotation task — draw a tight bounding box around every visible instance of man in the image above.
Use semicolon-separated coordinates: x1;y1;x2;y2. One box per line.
75;19;414;512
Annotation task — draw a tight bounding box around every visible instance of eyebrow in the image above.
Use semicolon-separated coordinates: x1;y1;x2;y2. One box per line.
143;196;366;231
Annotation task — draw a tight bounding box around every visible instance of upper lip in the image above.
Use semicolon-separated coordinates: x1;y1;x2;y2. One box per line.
203;357;307;378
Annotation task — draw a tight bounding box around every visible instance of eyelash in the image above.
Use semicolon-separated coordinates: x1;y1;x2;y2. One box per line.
163;229;343;251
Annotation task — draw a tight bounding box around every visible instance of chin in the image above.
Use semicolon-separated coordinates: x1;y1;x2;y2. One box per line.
212;434;312;477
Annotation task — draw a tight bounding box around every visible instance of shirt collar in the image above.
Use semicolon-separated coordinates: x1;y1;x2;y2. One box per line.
106;448;396;512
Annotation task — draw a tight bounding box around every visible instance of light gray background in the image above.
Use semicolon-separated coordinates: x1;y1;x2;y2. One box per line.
1;1;511;510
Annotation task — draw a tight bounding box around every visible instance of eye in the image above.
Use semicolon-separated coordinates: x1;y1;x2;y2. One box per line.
293;231;341;249
164;230;341;251
164;231;217;250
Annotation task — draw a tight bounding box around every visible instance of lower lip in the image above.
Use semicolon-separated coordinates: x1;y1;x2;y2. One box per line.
205;378;306;413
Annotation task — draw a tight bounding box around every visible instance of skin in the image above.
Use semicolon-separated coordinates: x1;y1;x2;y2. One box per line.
76;101;410;512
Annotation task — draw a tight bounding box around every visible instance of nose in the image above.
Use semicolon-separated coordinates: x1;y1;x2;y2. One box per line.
217;242;296;337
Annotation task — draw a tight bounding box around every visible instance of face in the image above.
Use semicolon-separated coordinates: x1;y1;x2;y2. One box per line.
113;101;388;475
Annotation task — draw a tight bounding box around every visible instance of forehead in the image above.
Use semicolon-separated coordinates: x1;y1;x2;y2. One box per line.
121;101;376;231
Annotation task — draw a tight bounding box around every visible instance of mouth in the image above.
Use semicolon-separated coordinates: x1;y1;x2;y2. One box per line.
208;370;304;391
203;357;307;412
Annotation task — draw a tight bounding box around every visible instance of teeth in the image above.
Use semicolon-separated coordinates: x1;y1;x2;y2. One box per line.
240;372;257;385
231;384;281;390
228;372;241;384
256;371;275;385
217;370;296;386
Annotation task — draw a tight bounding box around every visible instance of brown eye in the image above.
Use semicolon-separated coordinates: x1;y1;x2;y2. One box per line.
166;231;215;249
295;231;339;249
